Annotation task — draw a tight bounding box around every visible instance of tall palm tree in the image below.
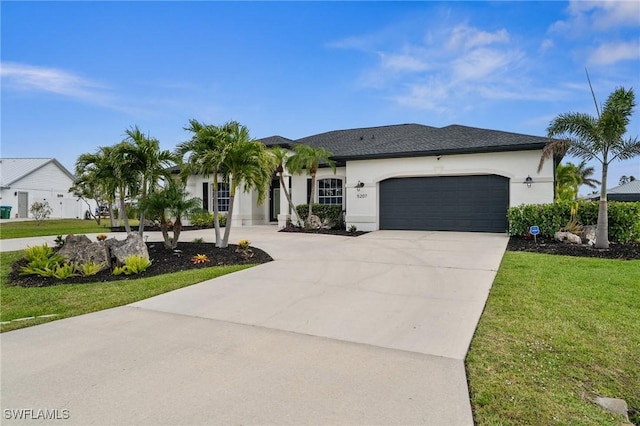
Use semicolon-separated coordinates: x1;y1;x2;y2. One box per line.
176;120;230;247
218;121;273;248
121;126;177;237
270;146;302;226
540;84;639;248
285;144;336;220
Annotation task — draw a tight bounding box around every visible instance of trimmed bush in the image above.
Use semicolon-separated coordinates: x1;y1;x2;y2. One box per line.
189;210;226;228
508;201;640;243
295;204;343;228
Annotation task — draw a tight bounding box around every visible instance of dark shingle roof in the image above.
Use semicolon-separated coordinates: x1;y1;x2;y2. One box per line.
291;123;549;160
258;135;293;148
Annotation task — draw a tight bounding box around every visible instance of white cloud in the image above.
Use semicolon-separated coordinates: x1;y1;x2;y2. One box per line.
379;52;431;72
540;39;554;52
588;40;640;65
552;0;640;33
447;25;510;50
1;62;106;100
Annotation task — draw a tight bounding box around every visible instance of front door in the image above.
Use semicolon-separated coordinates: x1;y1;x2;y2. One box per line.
17;192;28;218
269;178;280;222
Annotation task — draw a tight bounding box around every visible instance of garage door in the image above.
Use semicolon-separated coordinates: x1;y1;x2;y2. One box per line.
379;175;509;232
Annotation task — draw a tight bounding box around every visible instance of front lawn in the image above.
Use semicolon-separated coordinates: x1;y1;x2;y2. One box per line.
0;250;253;332
467;252;640;425
0;218;138;239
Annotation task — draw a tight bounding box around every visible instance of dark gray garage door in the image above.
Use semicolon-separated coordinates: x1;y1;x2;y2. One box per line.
379;175;509;232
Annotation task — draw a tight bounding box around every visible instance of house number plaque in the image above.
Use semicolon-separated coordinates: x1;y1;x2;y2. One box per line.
357;193;368;199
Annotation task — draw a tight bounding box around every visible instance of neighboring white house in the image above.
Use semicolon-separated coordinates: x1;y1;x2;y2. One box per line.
0;158;89;219
185;123;555;233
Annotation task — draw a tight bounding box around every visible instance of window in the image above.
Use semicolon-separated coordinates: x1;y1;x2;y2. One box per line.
318;178;343;205
217;182;230;212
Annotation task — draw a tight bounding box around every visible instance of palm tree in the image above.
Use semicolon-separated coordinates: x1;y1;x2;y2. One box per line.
176;120;230;247
575;160;600;189
285;144;336;221
121;126;177;237
139;180;201;249
270;146;302;226
218;121;273;248
555;163;581;201
540;84;640;248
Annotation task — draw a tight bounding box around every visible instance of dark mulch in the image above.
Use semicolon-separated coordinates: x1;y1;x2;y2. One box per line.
8;242;273;288
279;224;368;237
507;236;640;260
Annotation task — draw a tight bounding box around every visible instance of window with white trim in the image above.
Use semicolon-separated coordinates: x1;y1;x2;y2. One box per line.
318;178;343;205
217;182;230;212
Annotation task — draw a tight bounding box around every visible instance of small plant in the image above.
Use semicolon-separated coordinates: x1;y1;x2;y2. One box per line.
237;239;250;250
78;260;105;276
24;244;54;263
235;239;253;259
30;201;53;224
52;263;79;280
112;254;152;276
21;244;64;271
96;234;107;241
192;237;204;244
348;224;358;233
191;254;210;264
563;203;582;234
54;235;65;248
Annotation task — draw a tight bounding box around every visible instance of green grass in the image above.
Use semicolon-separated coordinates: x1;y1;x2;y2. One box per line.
467;252;640;426
0;218;139;239
0;250;253;332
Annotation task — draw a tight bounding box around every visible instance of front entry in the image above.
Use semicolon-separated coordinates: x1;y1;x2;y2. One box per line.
269;178;280;222
17;192;28;218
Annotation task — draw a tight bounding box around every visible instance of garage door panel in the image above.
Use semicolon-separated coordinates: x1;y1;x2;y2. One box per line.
379;175;509;232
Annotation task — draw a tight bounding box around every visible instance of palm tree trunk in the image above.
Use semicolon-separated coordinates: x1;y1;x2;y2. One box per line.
119;189;131;233
172;218;182;249
308;172;316;220
595;162;609;249
279;173;301;226
160;222;171;249
213;174;222;248
139;178;147;237
221;182;235;248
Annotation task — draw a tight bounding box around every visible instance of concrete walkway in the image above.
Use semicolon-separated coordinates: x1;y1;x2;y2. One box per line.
1;226;508;425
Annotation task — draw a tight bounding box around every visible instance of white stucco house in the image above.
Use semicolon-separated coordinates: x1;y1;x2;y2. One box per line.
185;123;554;233
0;158;89;219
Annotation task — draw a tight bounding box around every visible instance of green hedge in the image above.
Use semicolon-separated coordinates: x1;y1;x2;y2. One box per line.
295;204;343;229
188;210;227;228
507;201;640;243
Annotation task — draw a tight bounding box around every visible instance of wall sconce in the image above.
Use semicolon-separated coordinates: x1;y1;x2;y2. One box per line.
523;175;533;188
355;181;365;191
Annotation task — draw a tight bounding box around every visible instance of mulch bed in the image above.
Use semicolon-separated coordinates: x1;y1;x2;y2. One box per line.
507;236;640;260
8;242;273;288
279;224;368;237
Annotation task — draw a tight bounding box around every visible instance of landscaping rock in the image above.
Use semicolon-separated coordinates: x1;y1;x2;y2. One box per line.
594;397;630;422
109;232;149;265
554;231;582;244
307;214;330;230
57;234;111;271
578;225;597;246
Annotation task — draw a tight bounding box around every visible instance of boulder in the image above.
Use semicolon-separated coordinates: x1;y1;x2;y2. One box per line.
109;232;149;265
594;397;630;422
554;231;582;244
578;225;597;246
57;234;111;271
307;214;330;230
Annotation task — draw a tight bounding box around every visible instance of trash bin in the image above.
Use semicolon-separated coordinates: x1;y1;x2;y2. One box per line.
0;206;11;219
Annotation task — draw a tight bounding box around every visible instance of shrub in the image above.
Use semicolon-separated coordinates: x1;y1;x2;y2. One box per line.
192;237;204;244
508;201;640;243
21;244;64;271
295;204;343;228
237;239;250;250
54;235;65;248
189;210;226;228
24;244;54;263
52;263;79;280
113;254;152;276
30;201;52;224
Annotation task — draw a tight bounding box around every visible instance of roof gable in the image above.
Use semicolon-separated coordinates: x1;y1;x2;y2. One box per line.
0;158;75;188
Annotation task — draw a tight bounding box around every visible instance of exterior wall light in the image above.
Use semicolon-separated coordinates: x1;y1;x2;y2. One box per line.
523;175;533;188
355;181;365;191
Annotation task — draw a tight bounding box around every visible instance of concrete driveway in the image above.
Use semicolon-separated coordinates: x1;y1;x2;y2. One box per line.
1;227;508;425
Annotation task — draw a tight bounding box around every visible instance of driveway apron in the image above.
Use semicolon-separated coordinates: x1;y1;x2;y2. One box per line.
1;227;508;425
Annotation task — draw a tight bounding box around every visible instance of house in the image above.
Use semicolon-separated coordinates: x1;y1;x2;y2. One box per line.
185;123;555;233
0;158;88;219
589;179;640;202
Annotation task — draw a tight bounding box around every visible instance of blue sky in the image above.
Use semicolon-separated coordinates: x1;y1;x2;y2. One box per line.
2;1;639;193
